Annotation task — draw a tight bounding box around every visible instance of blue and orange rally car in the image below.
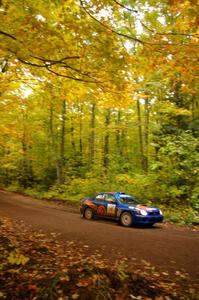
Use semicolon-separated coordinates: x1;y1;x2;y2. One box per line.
80;192;163;227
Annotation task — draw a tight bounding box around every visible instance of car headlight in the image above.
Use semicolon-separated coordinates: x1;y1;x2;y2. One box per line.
135;209;147;216
129;206;135;210
159;209;163;215
140;209;148;216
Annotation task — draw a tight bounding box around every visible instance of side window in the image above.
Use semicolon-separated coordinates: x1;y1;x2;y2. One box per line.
94;194;105;202
104;194;117;203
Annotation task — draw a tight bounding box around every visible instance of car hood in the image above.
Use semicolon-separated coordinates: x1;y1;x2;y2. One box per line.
127;204;159;212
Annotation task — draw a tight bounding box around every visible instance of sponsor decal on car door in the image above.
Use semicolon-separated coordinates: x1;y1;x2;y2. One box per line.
107;203;116;216
97;205;106;216
94;194;107;216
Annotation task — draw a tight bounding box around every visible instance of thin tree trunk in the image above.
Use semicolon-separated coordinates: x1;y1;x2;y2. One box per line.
104;108;111;173
116;110;121;154
21;130;28;187
49;105;62;184
60;99;66;184
143;96;149;173
70;121;76;153
79;104;83;159
20;109;33;188
136;99;145;172
191;95;199;120
90;103;95;167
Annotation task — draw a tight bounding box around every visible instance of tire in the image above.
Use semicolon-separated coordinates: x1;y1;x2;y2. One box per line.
120;212;133;227
84;207;94;220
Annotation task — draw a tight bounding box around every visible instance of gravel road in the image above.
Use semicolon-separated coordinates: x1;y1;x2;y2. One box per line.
0;189;198;283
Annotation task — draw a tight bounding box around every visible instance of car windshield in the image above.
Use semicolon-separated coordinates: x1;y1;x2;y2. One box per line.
119;195;140;205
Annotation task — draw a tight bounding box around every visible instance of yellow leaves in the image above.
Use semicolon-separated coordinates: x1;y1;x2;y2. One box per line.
168;0;199;32
0;126;17;137
180;84;192;94
8;250;29;265
169;0;197;12
156;101;191;117
116;174;136;185
60;275;70;282
71;293;79;299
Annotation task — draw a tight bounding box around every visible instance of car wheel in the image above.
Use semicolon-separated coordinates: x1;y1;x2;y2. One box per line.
84;207;94;220
120;212;132;227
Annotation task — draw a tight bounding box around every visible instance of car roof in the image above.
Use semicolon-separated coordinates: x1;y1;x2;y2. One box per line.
97;192;127;195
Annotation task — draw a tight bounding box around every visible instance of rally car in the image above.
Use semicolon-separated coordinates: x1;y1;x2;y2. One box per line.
80;192;163;227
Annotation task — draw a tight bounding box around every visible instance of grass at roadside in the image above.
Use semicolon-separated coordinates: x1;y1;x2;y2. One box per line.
0;216;198;300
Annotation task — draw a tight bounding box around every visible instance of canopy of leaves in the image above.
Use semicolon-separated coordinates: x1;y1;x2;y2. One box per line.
0;0;198;209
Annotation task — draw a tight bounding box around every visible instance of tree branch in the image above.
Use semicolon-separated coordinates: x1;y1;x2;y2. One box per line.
139;20;199;38
31;55;81;64
17;56;105;83
79;0;144;44
46;66;101;83
112;0;138;13
31;55;99;80
0;30;17;40
17;57;47;68
111;1;199;39
0;31;83;68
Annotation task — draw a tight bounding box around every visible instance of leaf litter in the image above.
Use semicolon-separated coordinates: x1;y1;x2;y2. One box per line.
0;216;198;300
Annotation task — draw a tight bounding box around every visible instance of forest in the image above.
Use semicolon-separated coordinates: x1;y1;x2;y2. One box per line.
0;0;199;224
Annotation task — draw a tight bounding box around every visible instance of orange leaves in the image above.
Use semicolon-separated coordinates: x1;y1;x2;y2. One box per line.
76;277;93;287
0;216;198;300
168;0;199;31
27;284;38;291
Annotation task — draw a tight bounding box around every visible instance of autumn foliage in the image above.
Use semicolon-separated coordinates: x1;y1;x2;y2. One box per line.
0;1;198;218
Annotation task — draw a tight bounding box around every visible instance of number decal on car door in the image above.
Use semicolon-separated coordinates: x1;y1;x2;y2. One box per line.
107;204;116;216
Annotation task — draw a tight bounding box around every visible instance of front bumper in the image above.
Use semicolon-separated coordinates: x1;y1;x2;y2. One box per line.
133;214;164;224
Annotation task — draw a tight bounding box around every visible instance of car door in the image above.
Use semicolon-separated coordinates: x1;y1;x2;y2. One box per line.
92;193;118;218
104;193;118;218
92;193;107;217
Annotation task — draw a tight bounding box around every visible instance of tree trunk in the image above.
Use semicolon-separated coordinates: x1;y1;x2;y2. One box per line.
90;103;95;167
136;99;145;172
191;95;199;120
21;130;28;187
143;96;149;173
104;108;111;173
116;110;121;155
60;99;66;183
49;105;62;184
20;109;33;188
70;116;76;153
79;104;83;159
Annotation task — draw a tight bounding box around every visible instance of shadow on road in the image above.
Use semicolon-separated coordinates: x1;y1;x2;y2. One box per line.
88;216;163;230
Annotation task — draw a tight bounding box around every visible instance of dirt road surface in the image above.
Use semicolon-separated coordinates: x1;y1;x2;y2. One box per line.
0;190;198;283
